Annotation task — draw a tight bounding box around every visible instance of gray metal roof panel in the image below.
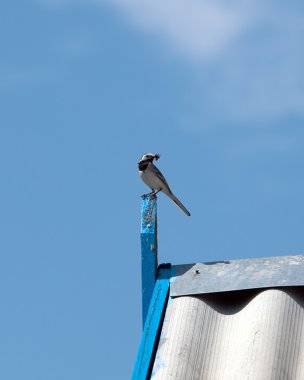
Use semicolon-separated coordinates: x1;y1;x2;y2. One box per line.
170;254;304;297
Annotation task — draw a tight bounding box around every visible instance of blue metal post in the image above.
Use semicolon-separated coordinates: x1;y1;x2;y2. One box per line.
141;194;158;327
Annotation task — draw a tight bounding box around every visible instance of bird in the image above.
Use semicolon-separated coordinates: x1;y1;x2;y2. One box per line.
138;153;191;216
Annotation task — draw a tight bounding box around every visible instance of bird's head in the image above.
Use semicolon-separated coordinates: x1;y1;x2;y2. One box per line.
138;153;160;163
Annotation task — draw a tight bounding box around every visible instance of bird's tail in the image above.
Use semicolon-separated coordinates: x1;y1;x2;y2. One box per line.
169;193;191;216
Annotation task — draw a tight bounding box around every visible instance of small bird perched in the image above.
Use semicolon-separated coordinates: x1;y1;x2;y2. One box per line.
138;153;191;216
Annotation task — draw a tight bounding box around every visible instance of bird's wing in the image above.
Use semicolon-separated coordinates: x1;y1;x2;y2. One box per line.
152;164;173;194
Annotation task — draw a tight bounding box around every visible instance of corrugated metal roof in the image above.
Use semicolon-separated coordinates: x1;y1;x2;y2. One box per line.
152;288;304;379
135;197;304;379
133;254;304;379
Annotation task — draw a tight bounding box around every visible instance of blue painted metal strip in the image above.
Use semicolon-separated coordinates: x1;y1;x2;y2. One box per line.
141;195;158;326
132;265;171;380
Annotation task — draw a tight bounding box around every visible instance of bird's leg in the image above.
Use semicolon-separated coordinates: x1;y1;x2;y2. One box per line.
154;188;162;195
142;189;156;198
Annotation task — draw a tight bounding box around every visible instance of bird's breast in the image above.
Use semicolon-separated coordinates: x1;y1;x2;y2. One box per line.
139;168;163;190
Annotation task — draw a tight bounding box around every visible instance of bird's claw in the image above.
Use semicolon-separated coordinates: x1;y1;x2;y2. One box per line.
141;193;157;199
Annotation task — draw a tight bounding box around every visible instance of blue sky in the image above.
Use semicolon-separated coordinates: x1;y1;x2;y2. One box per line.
0;1;303;379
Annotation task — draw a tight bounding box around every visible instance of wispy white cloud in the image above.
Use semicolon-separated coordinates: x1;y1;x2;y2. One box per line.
37;0;254;60
36;0;304;125
104;0;254;61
